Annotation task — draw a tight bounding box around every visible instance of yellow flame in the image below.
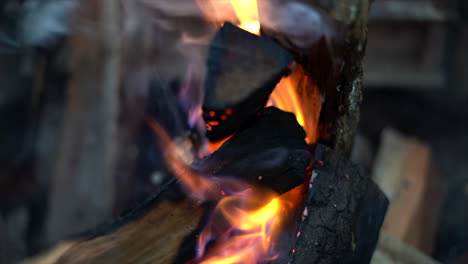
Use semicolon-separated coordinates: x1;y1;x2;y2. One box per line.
200;196;280;264
199;185;304;264
238;198;279;229
271;78;305;128
230;0;260;34
271;65;322;144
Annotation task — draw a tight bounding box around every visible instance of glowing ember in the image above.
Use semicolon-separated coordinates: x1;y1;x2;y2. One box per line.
205;134;234;154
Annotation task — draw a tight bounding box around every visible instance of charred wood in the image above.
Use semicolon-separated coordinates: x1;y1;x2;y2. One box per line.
202;23;293;141
273;144;388;264
193;106;310;194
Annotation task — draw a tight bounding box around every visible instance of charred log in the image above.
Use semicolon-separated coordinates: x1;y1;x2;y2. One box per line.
275;144;388;264
203;23;293;141
194;106;310;194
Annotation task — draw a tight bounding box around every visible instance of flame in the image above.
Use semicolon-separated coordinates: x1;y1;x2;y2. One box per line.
271;78;305;128
198;194;280;264
271;65;322;143
196;0;260;35
198;184;305;264
230;0;260;34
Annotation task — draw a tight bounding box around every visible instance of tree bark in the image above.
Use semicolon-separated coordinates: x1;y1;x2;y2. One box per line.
261;0;373;156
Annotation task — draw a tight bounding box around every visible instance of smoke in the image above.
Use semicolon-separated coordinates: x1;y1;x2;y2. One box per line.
19;0;75;47
259;1;335;48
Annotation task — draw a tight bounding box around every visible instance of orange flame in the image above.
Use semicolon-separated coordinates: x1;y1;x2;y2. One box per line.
198;184;305;264
271;65;322;143
271;78;305;128
198;194;280;264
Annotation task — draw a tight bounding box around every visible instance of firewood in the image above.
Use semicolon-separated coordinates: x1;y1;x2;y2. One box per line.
371;128;445;254
202;23;293;141
371;231;441;264
52;180;204;264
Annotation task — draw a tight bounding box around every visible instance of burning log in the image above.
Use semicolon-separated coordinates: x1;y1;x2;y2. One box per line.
21;1;387;263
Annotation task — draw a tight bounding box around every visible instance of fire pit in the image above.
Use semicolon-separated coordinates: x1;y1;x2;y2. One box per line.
24;0;387;264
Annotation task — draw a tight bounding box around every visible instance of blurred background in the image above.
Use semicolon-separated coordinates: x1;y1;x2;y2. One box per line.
0;0;467;263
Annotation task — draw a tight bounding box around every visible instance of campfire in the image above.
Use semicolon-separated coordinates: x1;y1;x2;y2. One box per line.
21;1;388;264
142;3;325;262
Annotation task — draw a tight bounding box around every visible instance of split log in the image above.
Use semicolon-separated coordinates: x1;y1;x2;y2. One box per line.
371;128;445;254
371;231;441;264
23;144;387;264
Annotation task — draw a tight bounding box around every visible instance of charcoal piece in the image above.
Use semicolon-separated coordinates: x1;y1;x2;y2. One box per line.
271;144;388;264
193;106;310;194
202;22;293;141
